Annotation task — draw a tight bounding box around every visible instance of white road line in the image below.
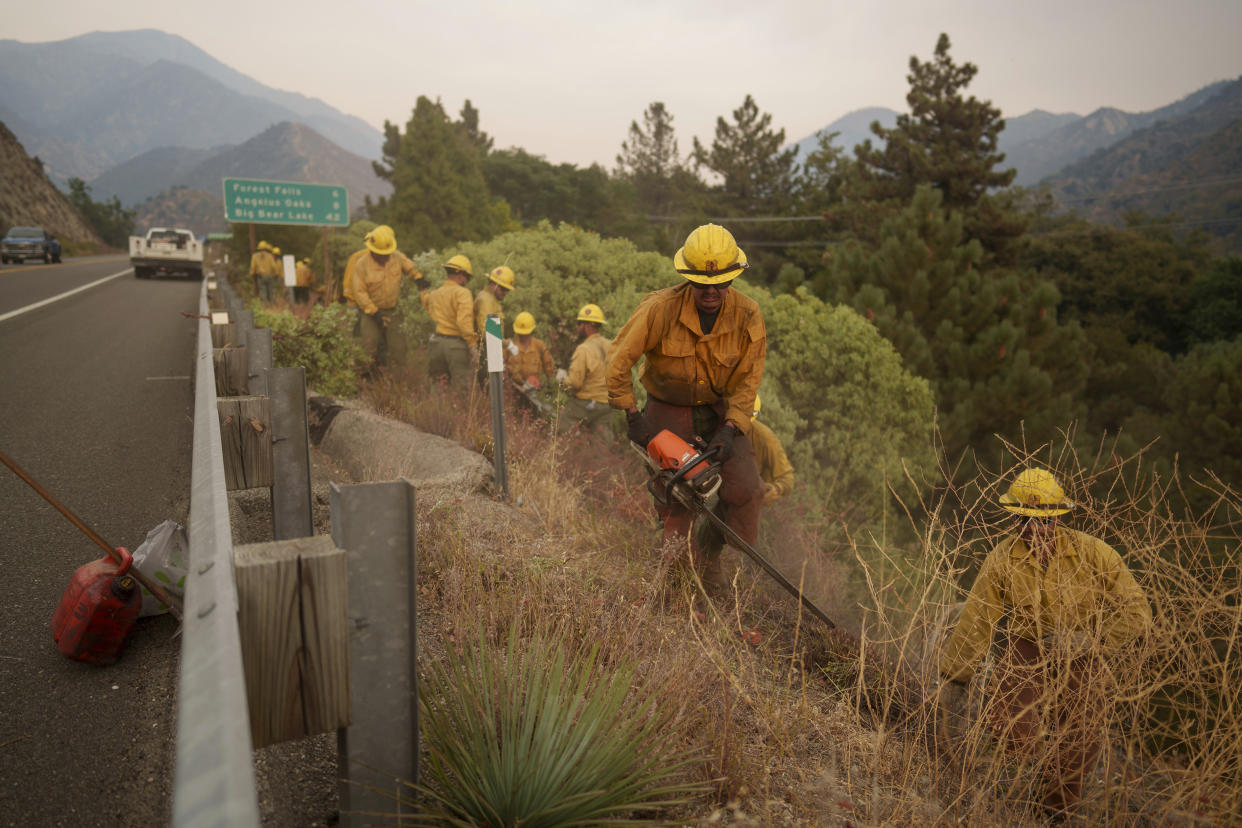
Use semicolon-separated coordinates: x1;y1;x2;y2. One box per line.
0;268;132;323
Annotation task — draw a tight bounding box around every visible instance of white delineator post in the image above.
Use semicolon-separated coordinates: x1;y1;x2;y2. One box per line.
485;313;508;496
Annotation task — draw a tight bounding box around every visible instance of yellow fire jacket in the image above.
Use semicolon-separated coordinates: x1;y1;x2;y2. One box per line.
249;251;280;278
750;420;794;502
939;527;1152;682
340;249;368;307
294;262;314;288
474;288;504;339
421;281;477;345
505;337;555;385
353;251;421;316
565;333;611;403
606;283;766;435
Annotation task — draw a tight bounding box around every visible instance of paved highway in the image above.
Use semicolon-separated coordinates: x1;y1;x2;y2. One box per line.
0;255;201;825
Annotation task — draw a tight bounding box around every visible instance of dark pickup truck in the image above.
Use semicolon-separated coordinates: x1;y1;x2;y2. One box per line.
2;226;59;264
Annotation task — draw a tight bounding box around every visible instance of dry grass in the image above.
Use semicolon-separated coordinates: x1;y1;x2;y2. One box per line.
358;375;1240;826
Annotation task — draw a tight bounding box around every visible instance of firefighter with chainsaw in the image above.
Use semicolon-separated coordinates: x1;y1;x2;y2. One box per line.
937;467;1151;818
352;225;422;371
607;223;765;582
560;303;612;434
504;311;556;392
416;254;478;390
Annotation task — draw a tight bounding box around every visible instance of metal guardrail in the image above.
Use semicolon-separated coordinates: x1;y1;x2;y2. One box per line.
172;279;261;827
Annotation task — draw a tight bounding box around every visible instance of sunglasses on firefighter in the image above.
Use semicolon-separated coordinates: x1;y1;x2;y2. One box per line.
690;282;730;291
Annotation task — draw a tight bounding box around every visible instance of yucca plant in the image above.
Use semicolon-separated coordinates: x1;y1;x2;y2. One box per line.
414;628;706;827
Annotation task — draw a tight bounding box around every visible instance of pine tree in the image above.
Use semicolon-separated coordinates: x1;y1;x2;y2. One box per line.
692;94;799;217
616;102;684;218
379;96;507;252
848;33;1027;263
821;185;1089;467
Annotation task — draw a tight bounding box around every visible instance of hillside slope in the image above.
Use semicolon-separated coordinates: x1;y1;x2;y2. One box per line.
1045;78;1242;249
1005;79;1234;185
0;30;382;183
0;121;102;244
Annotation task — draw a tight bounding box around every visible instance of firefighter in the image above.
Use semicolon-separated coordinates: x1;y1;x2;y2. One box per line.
416;254;477;390
749;396;794;503
938;467;1152;818
559;304;612;433
249;240;280;303
351;225;422;370
475;265;514;340
607;223;766;573
293;257;315;306
504;311;556;390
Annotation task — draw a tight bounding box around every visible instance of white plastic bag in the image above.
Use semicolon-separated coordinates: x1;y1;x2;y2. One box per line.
131;520;188;616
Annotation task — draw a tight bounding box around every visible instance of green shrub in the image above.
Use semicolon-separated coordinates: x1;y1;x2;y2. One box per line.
415;629;704;826
253;304;368;397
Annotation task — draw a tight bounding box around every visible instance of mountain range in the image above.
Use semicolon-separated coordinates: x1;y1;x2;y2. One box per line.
0;29;382;184
92;121;390;208
790;79;1237;187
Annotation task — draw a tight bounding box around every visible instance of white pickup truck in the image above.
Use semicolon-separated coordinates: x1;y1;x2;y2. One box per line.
129;227;203;280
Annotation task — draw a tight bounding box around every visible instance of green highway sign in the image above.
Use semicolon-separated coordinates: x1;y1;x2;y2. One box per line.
222;177;349;226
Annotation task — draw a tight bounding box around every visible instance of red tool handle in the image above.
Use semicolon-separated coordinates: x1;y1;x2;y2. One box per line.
112;546;133;576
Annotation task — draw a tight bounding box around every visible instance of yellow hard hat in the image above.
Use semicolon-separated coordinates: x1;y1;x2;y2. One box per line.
489;265;515;291
674;223;748;285
752;394;762;420
366;225;397;255
271;246;281;256
999;468;1075;517
577;303;606;324
445;254;473;276
513;311;536;335
300;258;310;265
258;240;271;251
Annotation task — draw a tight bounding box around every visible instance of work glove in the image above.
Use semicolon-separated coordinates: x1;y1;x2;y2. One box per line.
626;410;654;447
707;422;738;463
555;367;568;385
506;340;519;356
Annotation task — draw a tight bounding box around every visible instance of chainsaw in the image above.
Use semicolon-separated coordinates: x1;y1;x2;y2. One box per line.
634;429;836;630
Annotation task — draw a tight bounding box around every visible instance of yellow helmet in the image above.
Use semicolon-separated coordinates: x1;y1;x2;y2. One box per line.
299;258;310;265
366;225;397;255
577;303;606;324
673;223;748;285
999;468;1075;517
257;240;271;251
513;311;536;335
271;246;281;256
445;254;473;276
752;394;762;420
489;265;515;290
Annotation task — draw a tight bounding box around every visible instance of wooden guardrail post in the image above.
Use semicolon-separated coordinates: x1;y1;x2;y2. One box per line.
330;480;418;826
217;396;273;490
214;347;248;396
247;327;273;397
234;536;350;749
268;366;313;539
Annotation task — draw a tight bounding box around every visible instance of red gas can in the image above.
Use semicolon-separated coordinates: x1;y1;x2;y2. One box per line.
52;547;141;665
